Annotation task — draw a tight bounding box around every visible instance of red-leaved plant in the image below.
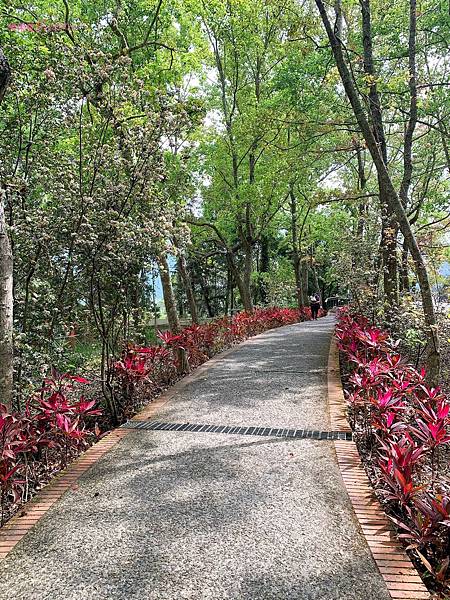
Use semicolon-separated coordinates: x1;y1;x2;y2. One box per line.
112;306;325;417
337;308;450;594
0;370;101;526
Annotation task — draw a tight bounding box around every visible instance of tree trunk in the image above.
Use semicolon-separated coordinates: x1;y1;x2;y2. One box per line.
399;239;410;293
0;48;13;410
224;267;231;316
356;146;367;238
176;277;184;319
312;266;320;296
320;282;327;310
397;0;416;301
227;250;253;313
199;276;214;318
315;0;440;381
242;241;254;312
360;0;398;317
159;254;188;373
159;255;180;332
0;193;13;411
177;254;199;324
258;235;269;305
293;252;302;310
290;186;310;308
0;47;10;105
300;259;309;306
290;189;303;310
381;197;399;321
399;0;418;209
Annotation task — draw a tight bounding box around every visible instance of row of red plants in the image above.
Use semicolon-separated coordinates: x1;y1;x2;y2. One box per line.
1;306;323;528
336;308;450;595
113;306;325;418
0;371;101;526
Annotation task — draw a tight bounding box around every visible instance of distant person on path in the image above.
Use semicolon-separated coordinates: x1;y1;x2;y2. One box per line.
310;293;320;320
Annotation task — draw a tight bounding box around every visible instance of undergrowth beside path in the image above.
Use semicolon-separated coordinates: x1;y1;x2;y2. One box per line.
112;306;325;422
336;308;450;598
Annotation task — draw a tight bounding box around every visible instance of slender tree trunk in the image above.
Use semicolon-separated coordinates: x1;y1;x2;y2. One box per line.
0;193;13;411
176;276;184;319
380;193;399;321
290;189;303;310
300;259;309;306
397;0;416;301
159;254;188;373
199;276;214;318
356;146;367;238
227;251;253;313
177;254;199;324
293;253;302;310
287;134;304;310
312;266;320;295
159;255;180;332
242;241;253;312
224;267;231;316
290;186;310;308
315;0;440;381
0;47;10;105
0;48;13;410
399;0;418;209
360;0;398;317
258;235;269;305
320;282;327;310
399;239;410;292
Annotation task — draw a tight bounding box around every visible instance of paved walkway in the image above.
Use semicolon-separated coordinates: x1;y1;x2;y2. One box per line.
0;316;391;600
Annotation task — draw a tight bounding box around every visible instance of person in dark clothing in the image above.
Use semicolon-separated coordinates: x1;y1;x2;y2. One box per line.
310;294;321;320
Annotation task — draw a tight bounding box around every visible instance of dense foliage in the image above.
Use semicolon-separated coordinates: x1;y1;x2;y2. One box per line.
0;0;448;411
0;3;448;590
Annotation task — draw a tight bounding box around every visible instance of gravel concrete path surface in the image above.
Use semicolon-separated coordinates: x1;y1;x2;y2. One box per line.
0;315;391;600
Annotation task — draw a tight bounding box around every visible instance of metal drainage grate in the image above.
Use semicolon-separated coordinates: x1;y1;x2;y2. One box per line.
121;420;352;441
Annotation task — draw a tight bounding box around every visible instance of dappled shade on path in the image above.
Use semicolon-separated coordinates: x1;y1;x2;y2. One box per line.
0;316;391;600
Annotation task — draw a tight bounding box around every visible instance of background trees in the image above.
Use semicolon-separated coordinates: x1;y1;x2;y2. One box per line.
0;0;448;409
1;0;201;409
313;0;448;380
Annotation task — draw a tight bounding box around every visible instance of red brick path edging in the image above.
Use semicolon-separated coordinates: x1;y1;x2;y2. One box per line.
327;335;352;432
328;335;430;600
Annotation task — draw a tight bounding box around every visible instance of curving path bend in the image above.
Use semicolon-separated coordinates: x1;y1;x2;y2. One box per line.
0;315;391;600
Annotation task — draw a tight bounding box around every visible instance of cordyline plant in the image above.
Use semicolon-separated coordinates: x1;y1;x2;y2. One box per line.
112;306;324;419
336;308;450;593
0;370;101;526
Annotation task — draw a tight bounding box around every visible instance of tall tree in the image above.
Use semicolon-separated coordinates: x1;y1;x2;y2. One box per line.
0;46;13;410
315;0;440;381
359;0;399;317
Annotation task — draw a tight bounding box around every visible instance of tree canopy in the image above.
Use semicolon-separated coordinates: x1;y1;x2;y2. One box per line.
0;0;448;409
